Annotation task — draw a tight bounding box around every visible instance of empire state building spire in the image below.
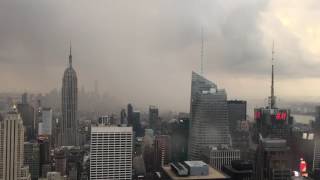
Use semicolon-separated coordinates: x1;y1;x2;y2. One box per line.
270;41;276;109
69;42;72;67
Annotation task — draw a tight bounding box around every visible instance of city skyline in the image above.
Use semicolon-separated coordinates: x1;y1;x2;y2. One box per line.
0;0;320;112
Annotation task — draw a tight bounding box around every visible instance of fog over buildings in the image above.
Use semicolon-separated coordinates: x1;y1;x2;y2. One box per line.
1;0;320;112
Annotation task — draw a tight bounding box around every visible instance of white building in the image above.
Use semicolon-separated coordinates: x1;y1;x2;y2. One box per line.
0;110;28;180
90;125;133;180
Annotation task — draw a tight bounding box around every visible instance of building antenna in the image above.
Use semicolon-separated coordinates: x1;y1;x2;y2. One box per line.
270;41;276;109
69;41;72;67
201;27;204;75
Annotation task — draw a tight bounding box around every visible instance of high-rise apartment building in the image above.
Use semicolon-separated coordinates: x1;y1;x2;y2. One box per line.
60;46;78;146
90;125;133;180
0;110;26;180
188;72;231;160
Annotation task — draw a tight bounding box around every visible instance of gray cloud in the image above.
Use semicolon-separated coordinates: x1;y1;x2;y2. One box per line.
0;0;319;111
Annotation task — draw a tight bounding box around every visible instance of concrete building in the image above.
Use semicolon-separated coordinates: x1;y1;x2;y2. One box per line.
201;145;240;171
0;110;26;180
90;125;133;180
188;72;231;160
60;46;78;146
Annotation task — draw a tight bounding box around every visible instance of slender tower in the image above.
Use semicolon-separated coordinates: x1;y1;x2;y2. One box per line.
200;27;204;75
60;44;78;146
270;42;276;109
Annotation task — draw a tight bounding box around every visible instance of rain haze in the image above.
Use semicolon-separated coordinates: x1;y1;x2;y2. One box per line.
1;0;320;112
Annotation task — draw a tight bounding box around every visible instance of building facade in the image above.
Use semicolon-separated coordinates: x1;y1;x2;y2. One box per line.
60;47;78;146
90;125;133;180
154;135;171;170
188;72;231;160
0;110;26;180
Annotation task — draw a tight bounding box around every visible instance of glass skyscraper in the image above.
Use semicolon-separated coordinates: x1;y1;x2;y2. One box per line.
188;72;231;160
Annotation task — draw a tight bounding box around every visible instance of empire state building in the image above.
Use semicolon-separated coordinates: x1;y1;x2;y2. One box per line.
60;46;78;146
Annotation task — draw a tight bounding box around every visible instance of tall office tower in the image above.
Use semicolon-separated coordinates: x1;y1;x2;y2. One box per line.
227;100;246;133
170;113;189;162
24;142;40;180
133;111;143;137
149;105;159;131
90;125;133;180
188;72;230;160
39;108;52;136
154;135;171;170
127;104;133;126
201;145;240;171
120;109;127;125
0;110;25;180
17;94;36;141
255;138;291;180
60;46;78;146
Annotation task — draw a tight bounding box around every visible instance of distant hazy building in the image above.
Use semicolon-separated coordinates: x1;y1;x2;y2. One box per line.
133;111;143;137
40;108;52;136
90;125;133;180
0;110;25;180
60;46;78;146
24;142;40;180
201;145;240;171
127;104;133;126
120;109;127;125
54;149;67;176
17;98;36;141
149;105;159;131
188;72;231;160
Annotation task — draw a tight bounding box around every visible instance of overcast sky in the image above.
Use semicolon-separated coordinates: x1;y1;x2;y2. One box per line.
0;0;320;111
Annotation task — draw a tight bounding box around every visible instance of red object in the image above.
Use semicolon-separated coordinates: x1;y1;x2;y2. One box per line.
255;111;261;120
300;160;307;173
275;112;287;121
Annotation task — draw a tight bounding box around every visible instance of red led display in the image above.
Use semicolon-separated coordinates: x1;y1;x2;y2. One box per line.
275;112;287;121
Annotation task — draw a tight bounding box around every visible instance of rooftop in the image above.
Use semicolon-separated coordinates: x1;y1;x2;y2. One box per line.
163;165;230;180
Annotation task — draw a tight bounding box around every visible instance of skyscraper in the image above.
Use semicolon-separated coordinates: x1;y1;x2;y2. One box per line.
17;93;36;141
188;72;230;160
90;125;133;180
127;104;133;126
0;110;26;180
60;46;78;146
149;105;159;131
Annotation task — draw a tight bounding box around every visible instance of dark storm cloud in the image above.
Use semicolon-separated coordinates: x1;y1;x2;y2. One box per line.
0;0;319;111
